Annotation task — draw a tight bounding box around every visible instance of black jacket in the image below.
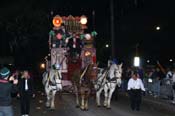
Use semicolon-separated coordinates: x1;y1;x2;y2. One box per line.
0;79;17;106
18;78;34;96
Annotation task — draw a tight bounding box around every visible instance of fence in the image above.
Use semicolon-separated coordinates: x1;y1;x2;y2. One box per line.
144;78;173;99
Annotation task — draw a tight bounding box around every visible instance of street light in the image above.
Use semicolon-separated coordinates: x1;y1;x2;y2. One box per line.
105;44;109;48
147;60;150;63
134;56;140;67
156;26;160;31
170;59;173;62
40;63;45;69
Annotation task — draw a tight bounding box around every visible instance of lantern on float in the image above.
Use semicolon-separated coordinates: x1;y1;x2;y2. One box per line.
85;51;91;57
52;15;62;28
80;15;88;25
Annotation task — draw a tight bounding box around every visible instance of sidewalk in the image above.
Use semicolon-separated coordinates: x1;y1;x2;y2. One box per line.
119;92;175;113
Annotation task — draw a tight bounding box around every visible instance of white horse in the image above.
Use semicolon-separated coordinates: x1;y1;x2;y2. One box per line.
42;68;62;110
95;63;122;109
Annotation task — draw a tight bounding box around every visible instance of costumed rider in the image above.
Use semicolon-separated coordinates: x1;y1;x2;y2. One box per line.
127;70;145;111
108;58;118;67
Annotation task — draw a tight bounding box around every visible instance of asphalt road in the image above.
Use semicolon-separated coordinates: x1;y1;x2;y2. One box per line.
12;92;175;116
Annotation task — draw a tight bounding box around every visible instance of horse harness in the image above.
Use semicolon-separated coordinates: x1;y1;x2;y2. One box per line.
96;68;120;91
46;70;62;89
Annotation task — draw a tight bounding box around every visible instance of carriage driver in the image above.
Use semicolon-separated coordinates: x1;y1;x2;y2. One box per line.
127;70;145;111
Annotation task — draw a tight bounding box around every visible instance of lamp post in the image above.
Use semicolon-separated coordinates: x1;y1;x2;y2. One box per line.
110;0;115;58
134;43;140;67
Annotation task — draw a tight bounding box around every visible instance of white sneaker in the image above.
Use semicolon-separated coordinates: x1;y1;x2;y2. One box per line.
172;101;175;104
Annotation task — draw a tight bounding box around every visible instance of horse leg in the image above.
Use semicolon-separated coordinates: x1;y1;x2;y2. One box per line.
107;86;115;109
84;90;90;110
74;85;80;108
96;88;103;107
103;85;108;107
80;90;85;110
50;90;56;110
45;88;51;108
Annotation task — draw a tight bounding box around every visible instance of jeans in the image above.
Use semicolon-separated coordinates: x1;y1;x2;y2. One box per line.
153;81;160;96
0;106;13;116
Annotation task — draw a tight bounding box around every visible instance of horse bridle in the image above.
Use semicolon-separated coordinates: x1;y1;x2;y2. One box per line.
53;70;62;85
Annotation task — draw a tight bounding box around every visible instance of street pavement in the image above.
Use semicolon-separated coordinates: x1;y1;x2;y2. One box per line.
12;91;175;116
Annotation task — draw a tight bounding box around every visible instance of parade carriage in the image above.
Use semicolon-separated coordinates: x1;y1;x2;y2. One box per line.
46;15;97;92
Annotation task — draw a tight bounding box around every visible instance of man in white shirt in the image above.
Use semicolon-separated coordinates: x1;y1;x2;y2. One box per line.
128;71;145;111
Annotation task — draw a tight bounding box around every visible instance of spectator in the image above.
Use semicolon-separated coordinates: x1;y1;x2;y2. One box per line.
152;68;162;97
171;69;175;104
18;70;35;116
0;67;18;116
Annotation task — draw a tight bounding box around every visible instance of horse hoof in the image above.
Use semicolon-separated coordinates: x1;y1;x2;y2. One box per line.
97;105;101;107
46;106;50;108
80;107;85;111
76;105;80;108
50;108;55;111
103;105;107;108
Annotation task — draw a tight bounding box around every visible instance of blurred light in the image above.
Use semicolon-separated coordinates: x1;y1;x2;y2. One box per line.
9;64;13;66
52;15;62;27
148;78;153;83
156;26;160;31
134;56;140;67
85;51;91;56
55;64;60;69
105;44;109;48
147;60;150;63
48;54;51;56
80;16;87;25
84;34;91;40
40;63;45;69
170;59;173;62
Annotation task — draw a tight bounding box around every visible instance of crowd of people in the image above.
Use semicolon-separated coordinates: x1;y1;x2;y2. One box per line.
0;67;35;116
121;64;175;110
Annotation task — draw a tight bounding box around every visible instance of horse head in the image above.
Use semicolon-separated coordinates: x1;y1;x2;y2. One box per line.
87;63;98;81
109;63;123;87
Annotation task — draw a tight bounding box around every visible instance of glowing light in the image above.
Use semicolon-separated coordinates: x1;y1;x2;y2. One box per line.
52;15;62;27
170;59;173;62
156;26;160;31
84;34;91;40
40;63;45;69
147;60;150;63
85;51;91;56
134;56;140;67
55;64;60;69
105;44;109;48
80;16;87;25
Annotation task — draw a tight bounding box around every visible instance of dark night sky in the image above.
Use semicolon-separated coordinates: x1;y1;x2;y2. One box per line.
0;0;175;66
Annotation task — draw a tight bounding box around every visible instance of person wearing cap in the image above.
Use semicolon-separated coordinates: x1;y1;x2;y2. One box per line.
127;71;145;111
0;67;18;116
